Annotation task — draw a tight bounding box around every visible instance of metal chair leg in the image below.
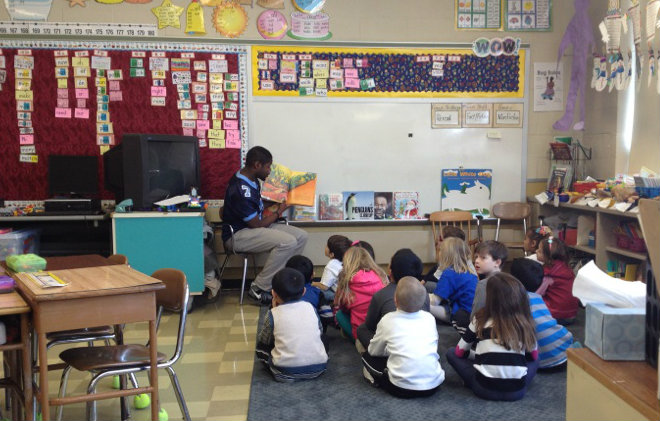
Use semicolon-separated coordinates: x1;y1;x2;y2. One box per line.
239;256;248;305
56;366;73;421
166;366;191;421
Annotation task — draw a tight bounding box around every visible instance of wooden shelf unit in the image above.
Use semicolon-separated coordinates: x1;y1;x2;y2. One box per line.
532;201;648;272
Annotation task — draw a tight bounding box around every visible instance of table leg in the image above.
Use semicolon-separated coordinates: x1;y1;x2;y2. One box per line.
149;320;158;421
21;314;33;421
38;332;49;421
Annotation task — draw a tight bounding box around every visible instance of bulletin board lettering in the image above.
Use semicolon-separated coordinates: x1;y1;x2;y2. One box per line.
252;45;524;98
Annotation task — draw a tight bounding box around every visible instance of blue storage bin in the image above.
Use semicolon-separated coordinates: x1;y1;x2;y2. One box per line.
636;186;660;198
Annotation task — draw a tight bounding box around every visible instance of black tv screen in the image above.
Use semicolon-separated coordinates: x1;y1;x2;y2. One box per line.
104;134;200;209
48;155;99;197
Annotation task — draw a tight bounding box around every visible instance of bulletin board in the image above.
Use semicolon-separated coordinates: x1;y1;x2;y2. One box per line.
252;45;525;98
0;39;249;201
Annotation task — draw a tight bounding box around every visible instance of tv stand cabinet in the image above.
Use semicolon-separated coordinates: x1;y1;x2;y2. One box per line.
0;214;111;256
111;212;204;294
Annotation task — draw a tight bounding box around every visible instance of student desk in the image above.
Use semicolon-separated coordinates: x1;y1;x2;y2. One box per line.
566;348;660;421
0;290;33;421
13;259;165;421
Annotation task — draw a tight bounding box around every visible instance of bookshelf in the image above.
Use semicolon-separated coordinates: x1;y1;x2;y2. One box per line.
532;201;648;276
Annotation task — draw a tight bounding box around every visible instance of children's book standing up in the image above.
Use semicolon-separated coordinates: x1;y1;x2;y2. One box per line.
547;164;573;193
290;198;317;221
318;193;344;220
393;191;421;219
441;168;492;217
374;192;394;220
261;163;317;207
343;191;374;220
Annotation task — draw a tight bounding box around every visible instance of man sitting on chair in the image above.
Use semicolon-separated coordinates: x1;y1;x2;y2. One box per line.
222;146;308;305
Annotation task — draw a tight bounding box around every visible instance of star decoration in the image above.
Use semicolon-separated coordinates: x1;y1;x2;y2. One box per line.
152;0;184;29
68;0;87;7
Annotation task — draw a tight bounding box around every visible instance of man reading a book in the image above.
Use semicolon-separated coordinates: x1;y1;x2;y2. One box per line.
222;146;309;305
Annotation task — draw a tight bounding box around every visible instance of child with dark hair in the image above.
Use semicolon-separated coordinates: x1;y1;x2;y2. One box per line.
356;249;430;351
256;268;328;382
471;240;509;314
312;235;353;301
286;255;334;330
524;226;553;262
536;237;578;324
362;277;445;398
510;258;573;370
446;272;538;401
352;240;375;260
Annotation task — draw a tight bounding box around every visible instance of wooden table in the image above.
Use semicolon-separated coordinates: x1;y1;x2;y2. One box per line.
0;290;33;421
567;348;660;421
13;260;164;421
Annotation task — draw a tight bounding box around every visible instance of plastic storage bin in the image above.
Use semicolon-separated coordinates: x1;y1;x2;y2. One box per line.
0;229;40;261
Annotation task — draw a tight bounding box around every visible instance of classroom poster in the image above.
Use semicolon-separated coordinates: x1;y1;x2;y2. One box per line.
441;168;493;217
455;0;503;30
534;62;563;112
505;0;552;31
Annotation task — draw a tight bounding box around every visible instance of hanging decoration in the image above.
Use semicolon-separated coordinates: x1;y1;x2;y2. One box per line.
292;0;324;14
257;0;283;8
68;0;87;7
185;0;206;34
212;1;248;38
256;9;287;40
151;0;184;29
554;0;595;132
287;10;330;40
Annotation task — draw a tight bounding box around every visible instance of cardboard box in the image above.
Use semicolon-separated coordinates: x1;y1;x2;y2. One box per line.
585;302;646;361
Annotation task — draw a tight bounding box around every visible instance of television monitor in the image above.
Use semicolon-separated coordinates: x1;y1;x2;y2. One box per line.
48;155;99;197
104;134;200;209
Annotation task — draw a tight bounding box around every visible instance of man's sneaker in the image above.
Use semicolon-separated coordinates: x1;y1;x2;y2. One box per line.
248;285;272;305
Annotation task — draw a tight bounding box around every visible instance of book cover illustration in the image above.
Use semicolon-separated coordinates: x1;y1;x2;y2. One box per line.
261;162;317;207
290;196;317;221
393;191;421;219
318;193;344;220
374;192;394;220
441;169;492;217
547;164;573;193
550;142;572;160
343;191;374;220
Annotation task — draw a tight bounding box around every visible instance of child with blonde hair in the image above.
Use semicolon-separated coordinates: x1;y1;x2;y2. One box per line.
429;237;478;334
446;272;538;401
335;246;388;340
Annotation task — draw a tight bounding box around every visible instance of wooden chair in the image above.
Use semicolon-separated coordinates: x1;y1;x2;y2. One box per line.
106;254;128;265
492;201;531;251
57;268;191;421
429;211;474;260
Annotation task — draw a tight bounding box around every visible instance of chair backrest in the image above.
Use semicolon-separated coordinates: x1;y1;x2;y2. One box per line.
492;202;531;220
429;211;473;259
150;268;189;366
106;254;128;265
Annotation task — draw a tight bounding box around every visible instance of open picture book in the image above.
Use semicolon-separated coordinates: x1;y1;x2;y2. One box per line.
261;163;317;207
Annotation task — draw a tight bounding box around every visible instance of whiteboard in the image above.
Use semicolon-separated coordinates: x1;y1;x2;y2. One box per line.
248;99;526;217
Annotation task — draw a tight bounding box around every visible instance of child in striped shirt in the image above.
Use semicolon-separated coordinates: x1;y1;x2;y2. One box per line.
510;258;573;369
446;272;539;401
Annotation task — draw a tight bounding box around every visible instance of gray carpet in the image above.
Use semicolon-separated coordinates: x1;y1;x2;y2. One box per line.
248;307;585;421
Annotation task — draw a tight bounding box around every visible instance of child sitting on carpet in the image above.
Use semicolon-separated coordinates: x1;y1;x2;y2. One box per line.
536;237;579;325
446;272;538;401
286;255;334;331
510;258;573;370
255;268;328;383
428;237;478;334
335;246;388;341
361;277;445;398
311;235;352;302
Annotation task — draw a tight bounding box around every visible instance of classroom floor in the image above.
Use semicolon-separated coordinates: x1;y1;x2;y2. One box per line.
1;292;260;421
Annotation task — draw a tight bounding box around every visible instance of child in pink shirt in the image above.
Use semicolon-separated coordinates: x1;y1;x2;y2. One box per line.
335;246;388;340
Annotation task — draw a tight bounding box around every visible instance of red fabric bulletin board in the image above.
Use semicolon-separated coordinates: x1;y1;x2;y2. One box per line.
0;40;248;200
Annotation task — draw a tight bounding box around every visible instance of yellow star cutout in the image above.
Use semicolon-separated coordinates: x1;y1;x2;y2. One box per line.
68;0;87;7
152;0;184;29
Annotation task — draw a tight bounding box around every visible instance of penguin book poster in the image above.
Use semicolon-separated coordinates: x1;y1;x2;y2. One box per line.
342;191;374;220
